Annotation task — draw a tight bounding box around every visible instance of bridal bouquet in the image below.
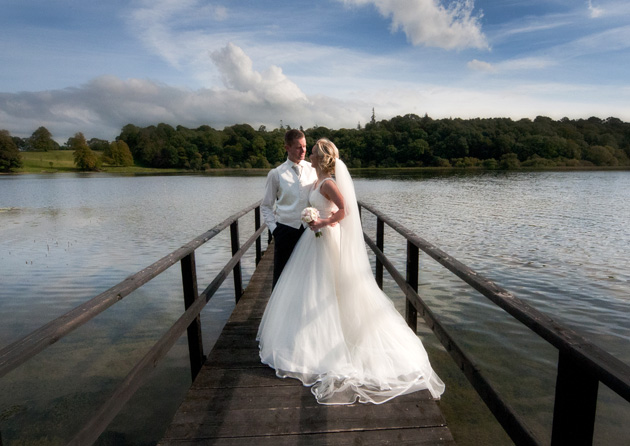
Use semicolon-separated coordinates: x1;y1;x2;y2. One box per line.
301;207;322;238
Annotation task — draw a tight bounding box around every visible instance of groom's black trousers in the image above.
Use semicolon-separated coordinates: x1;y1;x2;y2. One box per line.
272;223;305;288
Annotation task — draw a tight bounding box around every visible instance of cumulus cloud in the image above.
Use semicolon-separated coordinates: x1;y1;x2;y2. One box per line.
2;40;629;143
2;69;630;144
339;0;488;50
0;44;366;141
210;43;308;104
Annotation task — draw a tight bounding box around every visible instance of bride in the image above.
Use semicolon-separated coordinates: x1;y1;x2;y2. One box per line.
257;138;445;405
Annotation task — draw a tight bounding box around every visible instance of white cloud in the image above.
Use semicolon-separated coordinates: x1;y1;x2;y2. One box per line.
468;57;555;74
0;44;364;141
2;43;629;143
467;59;496;72
128;0;233;79
588;0;604;18
501;57;557;71
210;43;308;104
339;0;488;50
495;19;572;39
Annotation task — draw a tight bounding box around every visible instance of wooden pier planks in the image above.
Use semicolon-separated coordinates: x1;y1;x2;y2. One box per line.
159;248;455;445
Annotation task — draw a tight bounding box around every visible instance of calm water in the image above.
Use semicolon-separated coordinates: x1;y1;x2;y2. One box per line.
1;171;629;445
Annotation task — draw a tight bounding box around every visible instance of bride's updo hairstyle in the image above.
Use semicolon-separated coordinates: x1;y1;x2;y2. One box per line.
313;138;339;175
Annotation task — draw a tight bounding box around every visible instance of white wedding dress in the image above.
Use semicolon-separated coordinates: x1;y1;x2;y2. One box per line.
257;160;445;404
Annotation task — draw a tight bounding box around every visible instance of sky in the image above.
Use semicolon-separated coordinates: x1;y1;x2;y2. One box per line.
1;0;629;142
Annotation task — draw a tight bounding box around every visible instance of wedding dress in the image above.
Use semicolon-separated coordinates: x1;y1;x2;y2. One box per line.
257;160;445;404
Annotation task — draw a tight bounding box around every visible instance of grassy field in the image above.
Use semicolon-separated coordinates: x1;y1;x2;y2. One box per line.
15;151;179;174
20;150;77;172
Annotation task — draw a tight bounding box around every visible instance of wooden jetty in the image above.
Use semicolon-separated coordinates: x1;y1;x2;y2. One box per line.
2;201;630;445
159;246;454;445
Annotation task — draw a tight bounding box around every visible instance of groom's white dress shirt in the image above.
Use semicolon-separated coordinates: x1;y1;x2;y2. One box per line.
261;159;317;234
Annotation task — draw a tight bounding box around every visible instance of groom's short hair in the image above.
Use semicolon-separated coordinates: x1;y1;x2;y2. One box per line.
284;129;305;146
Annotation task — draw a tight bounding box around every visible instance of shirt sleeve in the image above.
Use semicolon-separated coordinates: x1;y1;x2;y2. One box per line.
261;168;278;234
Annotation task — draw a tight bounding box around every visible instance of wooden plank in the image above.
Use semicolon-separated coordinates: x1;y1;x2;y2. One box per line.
190;366;298;390
173;385;434;412
165;399;446;439
160;426;455;445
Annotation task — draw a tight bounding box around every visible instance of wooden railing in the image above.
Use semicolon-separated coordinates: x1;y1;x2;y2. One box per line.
0;201;266;446
358;201;630;446
4;200;629;445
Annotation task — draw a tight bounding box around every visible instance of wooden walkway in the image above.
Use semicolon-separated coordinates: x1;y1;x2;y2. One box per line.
159;248;455;445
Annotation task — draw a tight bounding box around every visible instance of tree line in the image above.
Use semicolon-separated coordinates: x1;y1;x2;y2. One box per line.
1;127;133;171
117;114;630;169
2;114;630;172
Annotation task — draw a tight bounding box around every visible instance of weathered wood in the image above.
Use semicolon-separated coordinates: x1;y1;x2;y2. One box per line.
181;252;204;381
255;206;262;265
359;201;630;406
230;220;243;302
359;201;630;446
375;217;384;289
190;365;298;390
165;398;445;439
160;246;455;446
364;232;540;446
159;427;454;445
67;212;267;446
551;350;599;446
405;240;419;331
0;201;263;379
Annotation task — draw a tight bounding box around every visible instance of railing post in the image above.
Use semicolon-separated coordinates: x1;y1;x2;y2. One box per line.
405;240;419;332
551;350;599;446
376;217;384;289
255;206;262;265
180;252;204;381
230;220;243;302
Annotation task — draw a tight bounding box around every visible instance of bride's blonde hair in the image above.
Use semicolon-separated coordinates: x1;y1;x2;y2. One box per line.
313;138;339;175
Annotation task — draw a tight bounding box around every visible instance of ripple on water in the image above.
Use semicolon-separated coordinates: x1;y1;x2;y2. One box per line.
1;171;629;444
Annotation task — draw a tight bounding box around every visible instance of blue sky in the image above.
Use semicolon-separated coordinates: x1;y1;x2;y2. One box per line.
1;0;629;142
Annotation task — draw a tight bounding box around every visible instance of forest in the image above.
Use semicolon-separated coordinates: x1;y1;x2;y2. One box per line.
3;114;630;172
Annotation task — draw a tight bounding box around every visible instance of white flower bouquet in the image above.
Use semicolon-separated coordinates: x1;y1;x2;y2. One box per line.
301;207;322;238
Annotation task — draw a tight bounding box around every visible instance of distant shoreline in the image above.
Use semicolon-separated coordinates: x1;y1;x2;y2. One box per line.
6;166;630;177
5;149;630;175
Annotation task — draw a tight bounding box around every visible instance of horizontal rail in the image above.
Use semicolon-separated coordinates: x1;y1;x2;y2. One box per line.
363;233;539;446
0;201;262;379
68;224;266;446
358;201;630;403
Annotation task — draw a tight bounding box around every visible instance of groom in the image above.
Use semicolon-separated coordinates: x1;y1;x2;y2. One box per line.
261;129;317;288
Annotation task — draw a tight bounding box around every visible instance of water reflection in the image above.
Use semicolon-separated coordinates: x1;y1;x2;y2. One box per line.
1;171;629;445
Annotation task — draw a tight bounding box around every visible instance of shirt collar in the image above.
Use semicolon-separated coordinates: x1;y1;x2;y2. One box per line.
287;158;304;167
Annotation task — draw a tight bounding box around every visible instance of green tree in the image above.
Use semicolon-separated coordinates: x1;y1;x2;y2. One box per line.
105;140;134;166
499;153;521;170
583;145;618;166
70;132;100;171
0;130;23;171
28;126;59;151
89;138;110;152
12;136;28;151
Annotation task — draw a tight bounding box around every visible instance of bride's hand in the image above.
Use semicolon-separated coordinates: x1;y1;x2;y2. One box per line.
309;220;325;231
328;210;337;227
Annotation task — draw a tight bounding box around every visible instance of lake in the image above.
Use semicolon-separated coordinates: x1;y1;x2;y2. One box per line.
1;170;629;445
